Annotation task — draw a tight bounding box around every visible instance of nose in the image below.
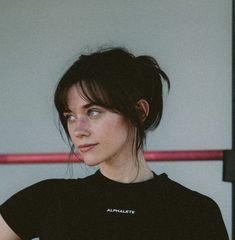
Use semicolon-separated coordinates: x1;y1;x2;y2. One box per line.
70;117;90;138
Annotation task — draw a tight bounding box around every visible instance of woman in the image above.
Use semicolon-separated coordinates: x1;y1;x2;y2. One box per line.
0;47;228;239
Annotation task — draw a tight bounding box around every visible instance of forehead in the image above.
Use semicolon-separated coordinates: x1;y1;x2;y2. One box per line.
66;85;89;109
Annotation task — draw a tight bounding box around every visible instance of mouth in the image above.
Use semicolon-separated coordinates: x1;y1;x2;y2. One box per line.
78;143;98;153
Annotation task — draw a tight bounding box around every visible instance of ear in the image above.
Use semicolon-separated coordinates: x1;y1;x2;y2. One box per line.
136;99;149;122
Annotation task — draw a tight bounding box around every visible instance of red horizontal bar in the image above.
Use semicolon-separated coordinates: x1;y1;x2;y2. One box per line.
0;150;223;164
145;150;223;161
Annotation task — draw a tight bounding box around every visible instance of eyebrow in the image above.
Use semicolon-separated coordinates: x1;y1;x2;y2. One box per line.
82;103;97;109
63;103;97;114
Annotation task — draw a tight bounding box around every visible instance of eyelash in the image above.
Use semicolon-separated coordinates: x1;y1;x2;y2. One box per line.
87;108;101;117
63;114;76;122
63;108;102;122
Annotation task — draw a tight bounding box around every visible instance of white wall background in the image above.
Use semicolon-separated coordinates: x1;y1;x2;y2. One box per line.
0;0;232;238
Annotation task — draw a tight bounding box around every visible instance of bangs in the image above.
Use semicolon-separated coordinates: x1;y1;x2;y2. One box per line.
57;78;119;115
78;79;115;110
54;47;170;159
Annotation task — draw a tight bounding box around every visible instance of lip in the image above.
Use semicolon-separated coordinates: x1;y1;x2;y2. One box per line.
78;143;98;153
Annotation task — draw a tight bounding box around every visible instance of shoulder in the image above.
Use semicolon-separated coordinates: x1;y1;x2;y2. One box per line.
0;174;96;233
0;173;96;209
156;173;220;211
27;172;97;189
18;173;96;196
10;178;78;197
154;173;228;239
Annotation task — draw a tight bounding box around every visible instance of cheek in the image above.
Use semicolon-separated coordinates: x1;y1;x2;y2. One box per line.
100;118;130;143
68;132;75;145
67;125;73;138
67;125;77;144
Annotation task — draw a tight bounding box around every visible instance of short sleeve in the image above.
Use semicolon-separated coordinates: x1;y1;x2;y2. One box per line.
191;195;229;240
0;179;58;240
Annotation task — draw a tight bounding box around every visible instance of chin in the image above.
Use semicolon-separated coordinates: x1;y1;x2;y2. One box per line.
81;157;102;166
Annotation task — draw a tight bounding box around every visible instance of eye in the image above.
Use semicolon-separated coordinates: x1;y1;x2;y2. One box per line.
87;108;101;118
63;114;76;122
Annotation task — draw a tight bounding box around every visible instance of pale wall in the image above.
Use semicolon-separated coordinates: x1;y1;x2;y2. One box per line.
0;0;232;238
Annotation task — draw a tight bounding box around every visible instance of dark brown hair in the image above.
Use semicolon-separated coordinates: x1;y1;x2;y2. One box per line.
54;47;170;156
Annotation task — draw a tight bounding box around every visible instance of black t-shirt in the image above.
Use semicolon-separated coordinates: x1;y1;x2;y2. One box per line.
0;170;229;240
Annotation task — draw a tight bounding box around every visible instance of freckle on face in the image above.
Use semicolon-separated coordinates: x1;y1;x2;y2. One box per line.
65;85;133;166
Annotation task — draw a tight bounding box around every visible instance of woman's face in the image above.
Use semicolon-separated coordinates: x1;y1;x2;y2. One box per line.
64;85;134;167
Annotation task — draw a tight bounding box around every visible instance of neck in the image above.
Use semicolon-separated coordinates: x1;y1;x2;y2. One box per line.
99;151;153;183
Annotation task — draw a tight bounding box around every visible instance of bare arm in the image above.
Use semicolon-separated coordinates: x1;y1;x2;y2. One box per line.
0;214;21;240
